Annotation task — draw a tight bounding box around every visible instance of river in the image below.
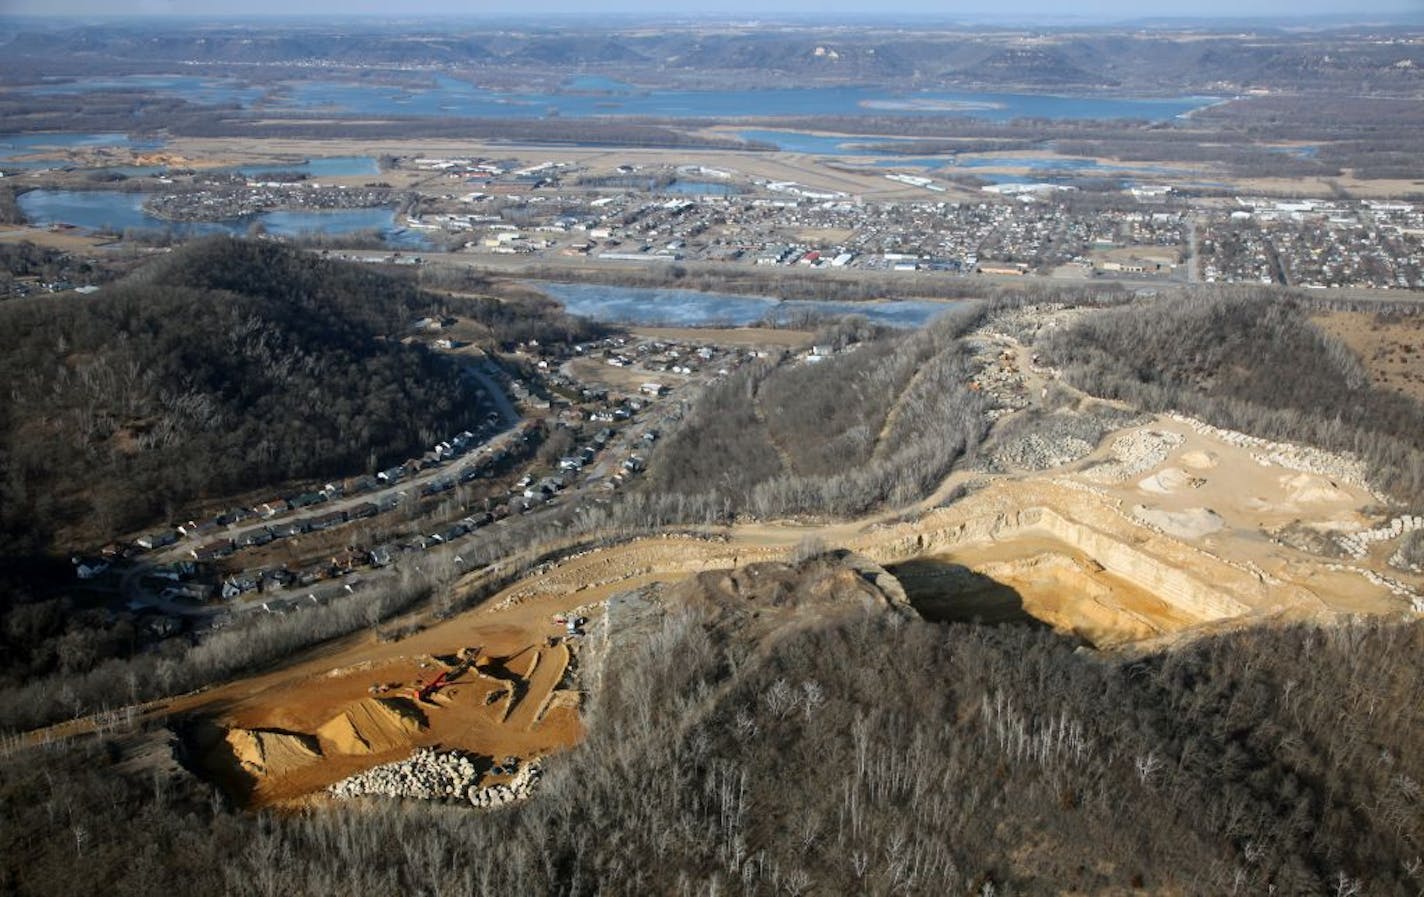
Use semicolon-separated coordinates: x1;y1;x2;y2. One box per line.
536;281;960;328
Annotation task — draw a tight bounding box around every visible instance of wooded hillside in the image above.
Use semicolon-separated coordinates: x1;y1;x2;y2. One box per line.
0;238;482;554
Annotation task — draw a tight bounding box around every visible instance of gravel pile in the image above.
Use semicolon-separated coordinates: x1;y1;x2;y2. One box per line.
328;748;543;807
993;432;1096;472
1335;514;1424;560
1081;429;1185;484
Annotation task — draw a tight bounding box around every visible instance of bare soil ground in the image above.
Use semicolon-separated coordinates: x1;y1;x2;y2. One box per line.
629;325;814;349
179;587;598;809
565;356;694;393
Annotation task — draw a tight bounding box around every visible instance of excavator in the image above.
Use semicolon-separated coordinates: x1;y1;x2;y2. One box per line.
411;646;480;704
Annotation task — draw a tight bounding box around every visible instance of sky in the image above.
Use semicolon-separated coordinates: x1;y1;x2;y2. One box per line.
0;0;1419;18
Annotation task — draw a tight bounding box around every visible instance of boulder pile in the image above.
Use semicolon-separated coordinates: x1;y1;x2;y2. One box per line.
1081;429;1184;484
1336;515;1424;560
328;747;542;807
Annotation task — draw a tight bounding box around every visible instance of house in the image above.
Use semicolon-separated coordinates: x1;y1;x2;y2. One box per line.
368;545;397;567
221;574;260;600
136;530;179;551
329;548;365;574
306;510;348;532
349;502;379;520
256;498;290;518
262;568;296;589
269;521;307;539
640;382;668;396
431;521;469;544
237;528;274;548
177;519;220;538
160;581;214;601
347;475;379;494
191;539;236;561
72;557;110;580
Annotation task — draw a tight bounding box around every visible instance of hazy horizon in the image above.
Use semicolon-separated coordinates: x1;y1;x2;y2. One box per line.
1;0;1420;21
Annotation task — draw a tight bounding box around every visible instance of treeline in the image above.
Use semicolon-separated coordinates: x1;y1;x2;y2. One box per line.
6;23;1421;97
2;600;1420;895
645;305;992;519
0;185;25;226
1040;289;1424;504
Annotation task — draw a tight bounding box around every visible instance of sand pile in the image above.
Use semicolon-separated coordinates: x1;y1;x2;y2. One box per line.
1180;450;1218;470
318;697;428;755
224;727;322;779
1281;473;1353;505
1138;467;1201;494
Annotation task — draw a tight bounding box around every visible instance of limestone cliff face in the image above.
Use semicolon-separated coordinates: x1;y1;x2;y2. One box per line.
856;484;1269;633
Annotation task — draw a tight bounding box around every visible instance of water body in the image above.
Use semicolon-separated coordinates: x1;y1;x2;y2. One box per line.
17;190;426;247
537;281;958;328
230;156;381;178
561;75;637;93
737;129;917;155
268;78;1213;121
18;73;1213;122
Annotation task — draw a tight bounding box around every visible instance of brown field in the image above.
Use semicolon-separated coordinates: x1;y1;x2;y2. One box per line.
629;325;815;348
1315;310;1424;403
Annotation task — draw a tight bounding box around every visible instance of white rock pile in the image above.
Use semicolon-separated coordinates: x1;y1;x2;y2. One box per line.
328;748;542;807
994;432;1096;472
468;762;542;809
1081;429;1185;484
1334;515;1424;560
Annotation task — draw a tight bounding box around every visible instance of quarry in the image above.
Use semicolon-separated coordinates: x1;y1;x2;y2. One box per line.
170;318;1423;808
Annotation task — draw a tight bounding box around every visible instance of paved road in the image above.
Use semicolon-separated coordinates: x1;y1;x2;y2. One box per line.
461;358;521;428
119;359;526;617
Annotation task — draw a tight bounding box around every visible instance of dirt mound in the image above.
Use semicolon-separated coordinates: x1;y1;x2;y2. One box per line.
1281;472;1353;505
1138;467;1199;495
1180;450;1218;470
317;697;427;755
224;727;323;779
669;550;914;639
